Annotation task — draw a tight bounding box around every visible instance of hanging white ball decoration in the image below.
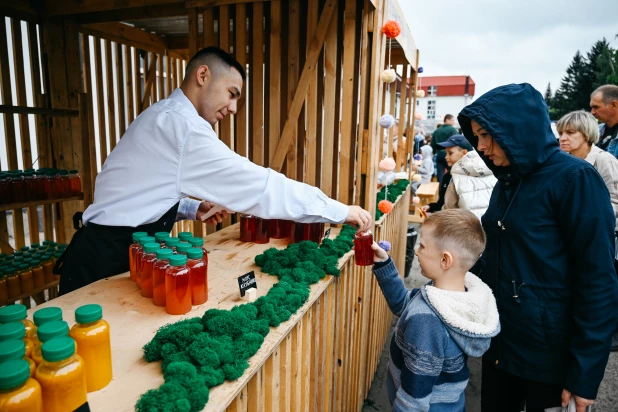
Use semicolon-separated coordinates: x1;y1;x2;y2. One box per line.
384;171;396;185
377;171;386;185
379;114;396;129
415;89;425;98
380;69;397;83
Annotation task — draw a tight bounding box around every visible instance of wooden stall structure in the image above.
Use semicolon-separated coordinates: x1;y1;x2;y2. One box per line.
2;0;419;410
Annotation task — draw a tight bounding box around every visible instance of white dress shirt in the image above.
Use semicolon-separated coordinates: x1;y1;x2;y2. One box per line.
82;88;349;227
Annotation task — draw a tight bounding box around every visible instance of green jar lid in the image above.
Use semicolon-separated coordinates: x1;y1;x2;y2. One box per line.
0;322;25;341
18;264;29;270
139;236;155;246
0;339;26;363
164;237;180;248
187;248;204;260
49;242;57;247
132;232;148;242
156;249;174;260
178;232;193;242
168;255;187;267
176;243;191;253
42;254;52;261
37;320;69;342
59;170;69;176
33;307;63;327
0;304;27;323
57;244;67;250
75;304;103;324
19;246;29;252
143;243;160;254
30;243;40;248
154;232;170;242
42;336;75;362
69;170;78;174
53;252;63;258
0;359;30;390
5;255;14;260
13;251;23;257
188;237;204;247
42;240;51;246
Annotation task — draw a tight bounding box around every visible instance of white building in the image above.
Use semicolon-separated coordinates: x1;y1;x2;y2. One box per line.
415;75;475;131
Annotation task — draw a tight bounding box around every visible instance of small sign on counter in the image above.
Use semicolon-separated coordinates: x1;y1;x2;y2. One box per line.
238;271;257;297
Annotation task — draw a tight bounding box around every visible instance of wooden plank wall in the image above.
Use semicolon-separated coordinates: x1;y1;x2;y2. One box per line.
223;186;410;412
0;14;64;252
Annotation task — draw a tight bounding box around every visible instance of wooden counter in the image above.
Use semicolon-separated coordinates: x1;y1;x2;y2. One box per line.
27;187;410;412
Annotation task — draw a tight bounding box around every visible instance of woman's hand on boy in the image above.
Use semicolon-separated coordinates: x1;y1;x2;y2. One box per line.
371;242;389;263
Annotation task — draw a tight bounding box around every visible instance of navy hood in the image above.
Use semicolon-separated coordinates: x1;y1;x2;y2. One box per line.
458;83;559;179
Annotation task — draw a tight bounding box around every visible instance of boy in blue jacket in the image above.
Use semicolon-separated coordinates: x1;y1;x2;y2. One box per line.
371;209;500;411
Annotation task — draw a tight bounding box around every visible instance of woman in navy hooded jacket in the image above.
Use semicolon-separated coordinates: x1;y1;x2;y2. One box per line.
458;83;618;412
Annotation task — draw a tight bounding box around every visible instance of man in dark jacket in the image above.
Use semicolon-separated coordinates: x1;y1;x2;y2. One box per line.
459;83;618;412
431;114;458;184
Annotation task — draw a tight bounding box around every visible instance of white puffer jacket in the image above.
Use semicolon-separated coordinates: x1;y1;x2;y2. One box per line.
444;151;497;219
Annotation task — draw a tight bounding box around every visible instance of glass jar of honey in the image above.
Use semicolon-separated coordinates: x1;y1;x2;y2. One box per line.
136;236;156;288
186;248;207;305
153;249;173;307
154;231;170;246
178;232;193;243
187;237;209;265
164;237;180;252
129;232;148;282
17;264;34;296
268;219;291;239
165;255;191;315
140;243;159;298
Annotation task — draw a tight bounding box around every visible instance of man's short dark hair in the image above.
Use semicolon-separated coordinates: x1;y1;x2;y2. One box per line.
592;85;618;105
185;46;246;81
444;114;454;122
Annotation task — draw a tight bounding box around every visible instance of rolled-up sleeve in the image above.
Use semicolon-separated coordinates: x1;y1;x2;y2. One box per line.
176;197;201;222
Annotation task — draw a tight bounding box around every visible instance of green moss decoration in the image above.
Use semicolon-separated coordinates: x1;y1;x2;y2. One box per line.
137;225;357;411
376;179;409;220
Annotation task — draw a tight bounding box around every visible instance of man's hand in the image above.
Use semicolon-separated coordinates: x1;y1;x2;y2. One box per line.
196;201;228;225
345;205;373;233
562;389;593;412
370;241;389;262
421;205;430;212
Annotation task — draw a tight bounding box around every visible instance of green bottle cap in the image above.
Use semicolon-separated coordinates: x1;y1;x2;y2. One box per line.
49;242;57;247
59;170;69;176
0;304;27;323
154;232;170;242
37;320;69;342
33;307;63;327
13;251;23;257
143;243;160;254
19;246;29;252
57;244;67;250
41;336;76;362
30;243;40;248
42;240;51;245
0;359;30;390
42;254;52;261
31;259;41;266
178;232;193;242
164;237;180;248
188;237;204;247
75;304;103;324
0;339;26;363
168;255;187;267
156;249;174;261
132;232;148;242
187;248;204;260
176;243;191;253
139;236;155;247
18;264;29;270
0;322;26;341
69;170;78;174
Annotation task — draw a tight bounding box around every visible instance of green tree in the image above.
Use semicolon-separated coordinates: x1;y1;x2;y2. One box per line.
595;35;618;85
544;82;557;119
586;39;611;90
553;51;589;118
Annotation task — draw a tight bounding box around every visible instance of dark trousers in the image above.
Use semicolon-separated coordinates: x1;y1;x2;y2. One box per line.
481;356;563;412
436;156;447;184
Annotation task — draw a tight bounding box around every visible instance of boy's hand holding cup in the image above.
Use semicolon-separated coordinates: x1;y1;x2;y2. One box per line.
371;242;389;263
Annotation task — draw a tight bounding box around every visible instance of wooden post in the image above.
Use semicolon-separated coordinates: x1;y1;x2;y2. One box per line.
188;7;198;58
268;0;281;168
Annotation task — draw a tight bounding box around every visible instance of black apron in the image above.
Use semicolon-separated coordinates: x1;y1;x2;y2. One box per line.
56;202;180;295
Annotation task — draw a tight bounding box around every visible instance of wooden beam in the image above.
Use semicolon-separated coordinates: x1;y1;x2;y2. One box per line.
187;7;198;58
75;3;187;24
203;8;216;48
0;4;39;23
0;105;79;117
267;0;281;167
270;0;336;172
45;0;184;16
235;3;248;158
79;23;168;54
321;1;337;197
105;39;117;150
186;0;268;7
285;0;300;180
304;0;318;187
140;53;157;111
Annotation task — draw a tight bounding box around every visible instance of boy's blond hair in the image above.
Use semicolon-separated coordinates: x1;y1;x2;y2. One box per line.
424;209;486;270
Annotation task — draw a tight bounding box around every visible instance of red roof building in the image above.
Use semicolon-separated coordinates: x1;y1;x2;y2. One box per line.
418;75;475;97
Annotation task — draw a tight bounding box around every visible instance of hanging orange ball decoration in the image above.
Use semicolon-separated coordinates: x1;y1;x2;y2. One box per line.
382;20;401;39
378;200;394;214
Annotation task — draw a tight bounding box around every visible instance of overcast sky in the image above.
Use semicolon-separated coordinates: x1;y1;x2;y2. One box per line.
399;0;618;100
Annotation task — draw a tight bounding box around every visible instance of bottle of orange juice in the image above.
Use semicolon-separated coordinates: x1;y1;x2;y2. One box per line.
31;320;70;366
0;304;36;339
0;322;33;358
69;304;112;392
0;359;43;411
0;339;36;377
36;336;87;412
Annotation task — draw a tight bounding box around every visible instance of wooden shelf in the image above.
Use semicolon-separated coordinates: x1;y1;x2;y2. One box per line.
0;195;84;212
5;280;59;306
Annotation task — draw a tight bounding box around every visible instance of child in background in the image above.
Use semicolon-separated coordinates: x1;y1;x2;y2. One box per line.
371;209;500;411
440;135;497;219
412;145;434;192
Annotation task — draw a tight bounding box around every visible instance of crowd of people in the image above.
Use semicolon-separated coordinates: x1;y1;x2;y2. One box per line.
373;83;618;412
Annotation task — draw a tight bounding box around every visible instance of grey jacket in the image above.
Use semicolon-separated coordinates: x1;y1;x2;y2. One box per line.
585;145;618;228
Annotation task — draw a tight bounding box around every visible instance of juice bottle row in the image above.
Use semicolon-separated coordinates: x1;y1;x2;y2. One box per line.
0;242;66;306
0;303;112;411
129;231;209;316
240;216;326;245
0;168;82;205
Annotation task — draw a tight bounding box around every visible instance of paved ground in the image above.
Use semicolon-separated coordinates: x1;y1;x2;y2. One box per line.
363;224;618;412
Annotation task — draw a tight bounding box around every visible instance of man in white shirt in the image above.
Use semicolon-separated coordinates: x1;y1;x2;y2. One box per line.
57;47;373;294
